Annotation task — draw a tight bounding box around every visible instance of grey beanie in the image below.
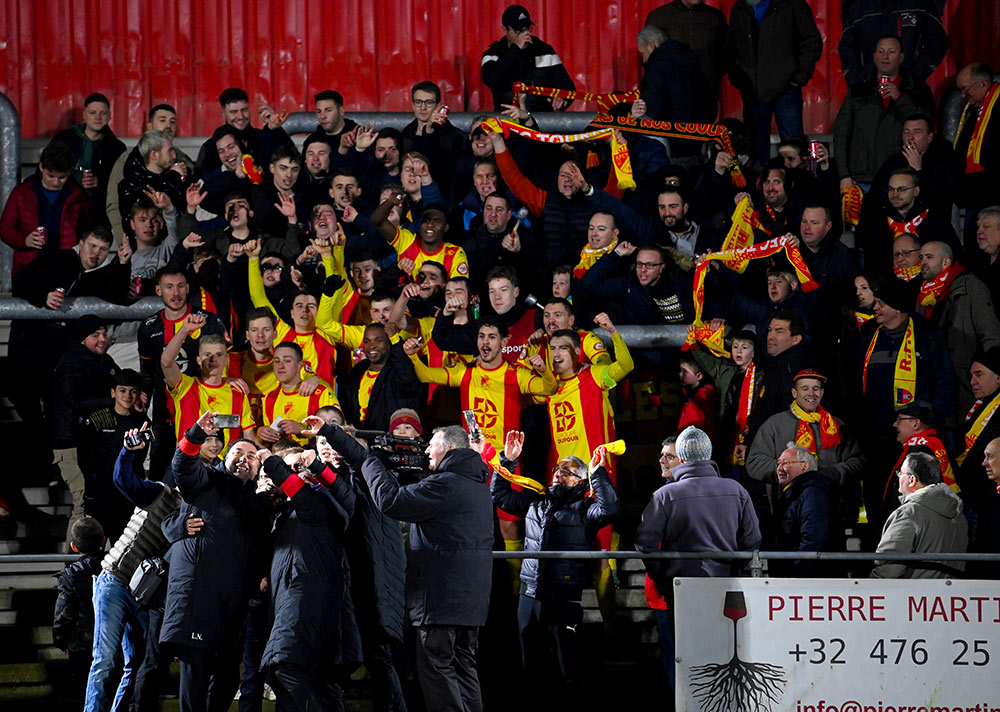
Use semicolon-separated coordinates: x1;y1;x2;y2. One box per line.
676;426;712;462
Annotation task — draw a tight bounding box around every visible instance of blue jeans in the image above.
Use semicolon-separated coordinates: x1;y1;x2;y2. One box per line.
744;85;804;162
85;571;149;712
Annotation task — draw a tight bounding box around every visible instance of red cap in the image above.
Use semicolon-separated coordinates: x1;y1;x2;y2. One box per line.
794;368;827;384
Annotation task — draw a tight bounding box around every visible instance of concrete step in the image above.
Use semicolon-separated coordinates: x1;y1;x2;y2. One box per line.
0;590;13;608
0;575;58;591
0;662;47;684
22;488;71;507
620;557;646;572
0;611;15;625
0;541;22;555
0;683;53;700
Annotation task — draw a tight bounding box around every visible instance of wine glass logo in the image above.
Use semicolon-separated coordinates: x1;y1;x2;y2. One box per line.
689;590;787;712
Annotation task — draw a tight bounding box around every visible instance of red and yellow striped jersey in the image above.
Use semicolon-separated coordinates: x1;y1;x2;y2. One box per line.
390;226;469;280
358;369;381;423
525;329;611;369
538;332;634;482
410;355;557;450
168;374;255;448
261;383;339;445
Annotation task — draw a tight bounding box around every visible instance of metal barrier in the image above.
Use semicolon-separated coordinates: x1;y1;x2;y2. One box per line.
0;92;21;293
0;296;164;320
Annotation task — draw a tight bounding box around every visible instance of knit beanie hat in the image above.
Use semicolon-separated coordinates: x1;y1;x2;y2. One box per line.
388;408;423;436
874;278;913;315
676;426;712;462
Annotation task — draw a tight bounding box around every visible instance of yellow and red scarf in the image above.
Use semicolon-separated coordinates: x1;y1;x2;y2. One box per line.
482;118;635;190
854;310;875;328
241;154;263;185
887;429;958;503
956;389;1000;466
894;263;922;282
687;235;818;331
954;82;1000;174
736;362;756;433
573;238;618;279
719;197;760;273
791;402;842;454
917;263;964;318
480;442;547;495
862;317;917;406
681;324;730;358
886;210;928;239
842;184;864;227
512;82;747;188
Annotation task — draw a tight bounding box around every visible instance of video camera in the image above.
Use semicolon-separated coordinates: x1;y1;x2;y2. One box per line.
355;430;429;474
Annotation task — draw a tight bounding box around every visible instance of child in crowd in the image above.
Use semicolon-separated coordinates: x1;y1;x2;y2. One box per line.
53;516;105;696
678;353;718;438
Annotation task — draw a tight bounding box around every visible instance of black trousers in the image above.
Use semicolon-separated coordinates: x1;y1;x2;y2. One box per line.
268;662;343;712
517;595;584;708
174;643;241;712
413;625;482;712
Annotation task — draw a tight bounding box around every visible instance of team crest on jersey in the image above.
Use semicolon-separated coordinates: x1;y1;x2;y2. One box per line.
457;262;469;275
593;341;605;351
553;401;576;431
206;393;219;408
472;397;498;429
480;374;492;389
284;402;295;415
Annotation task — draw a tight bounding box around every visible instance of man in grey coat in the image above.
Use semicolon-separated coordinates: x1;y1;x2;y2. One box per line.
872;451;969;578
747;369;865;522
363;424;494;712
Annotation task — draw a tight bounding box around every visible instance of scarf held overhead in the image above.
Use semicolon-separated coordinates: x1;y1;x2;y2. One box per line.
511;82;746;187
481;118;635;190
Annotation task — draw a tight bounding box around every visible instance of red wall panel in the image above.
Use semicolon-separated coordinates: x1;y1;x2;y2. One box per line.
1;0;998;139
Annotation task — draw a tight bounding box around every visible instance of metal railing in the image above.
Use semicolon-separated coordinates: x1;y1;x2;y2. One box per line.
3;550;997;580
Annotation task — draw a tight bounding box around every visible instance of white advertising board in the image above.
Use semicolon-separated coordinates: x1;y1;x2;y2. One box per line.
674;578;999;712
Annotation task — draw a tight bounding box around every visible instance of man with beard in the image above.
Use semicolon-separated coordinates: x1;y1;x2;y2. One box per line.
405;318;556;454
247;238;340;386
340;323;424;431
116;129;188;235
571;159;719;267
256;343;338;447
162;317;256;450
855;168;958;275
306;90;357;147
463;192;542;297
138;267;226;479
107;104;190;244
525;297;611;369
917;241;1000;416
196;87;292;175
371;194;469;281
160;413;270;712
490;131;604;271
490;433;619;707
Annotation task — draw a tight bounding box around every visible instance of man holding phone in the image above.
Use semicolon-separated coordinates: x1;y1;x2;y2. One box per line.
162;313;256;450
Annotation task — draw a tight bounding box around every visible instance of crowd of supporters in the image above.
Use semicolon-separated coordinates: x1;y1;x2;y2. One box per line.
2;1;998;710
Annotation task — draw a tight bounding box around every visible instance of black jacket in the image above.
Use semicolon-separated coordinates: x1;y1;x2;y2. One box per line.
160;424;270;652
771;470;844;577
53;554;103;654
363;447;494;626
747;341;816;445
726;0;823;103
481;36;576;112
49;343;121;449
579;251;694;326
51;124;128;228
340;343;425;431
260;456;361;674
195;124;292;177
118;148;186;228
320;423;406;643
640;40;715;123
492;460;619;600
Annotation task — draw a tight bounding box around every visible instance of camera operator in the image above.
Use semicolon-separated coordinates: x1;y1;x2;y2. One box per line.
362;424;493;712
489;432;620;707
300;414;408;712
